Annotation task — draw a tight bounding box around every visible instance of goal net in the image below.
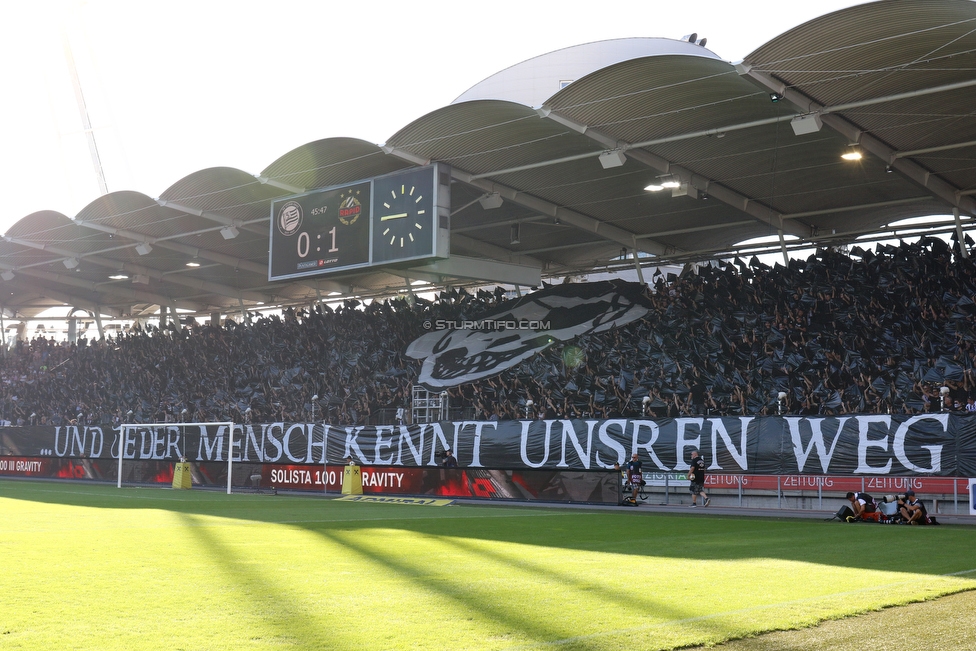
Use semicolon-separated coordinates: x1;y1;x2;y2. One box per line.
116;422;241;493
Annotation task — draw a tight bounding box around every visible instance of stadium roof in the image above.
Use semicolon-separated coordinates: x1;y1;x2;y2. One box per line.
2;0;974;320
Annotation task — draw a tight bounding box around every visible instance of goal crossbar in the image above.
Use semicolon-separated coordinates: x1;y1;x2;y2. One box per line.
116;422;236;493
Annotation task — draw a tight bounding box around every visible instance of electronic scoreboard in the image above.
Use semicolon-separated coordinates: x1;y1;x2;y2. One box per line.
268;164;450;282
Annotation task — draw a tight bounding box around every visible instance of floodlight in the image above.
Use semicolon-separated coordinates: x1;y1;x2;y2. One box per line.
790;114;822;136
478;192;503;210
769;92;784;103
598;150;627;169
135;243;153;255
220;226;240;239
660;177;681;189
0;271;14;281
510;223;521;245
63;258;79;269
841;148;863;161
644;183;665;192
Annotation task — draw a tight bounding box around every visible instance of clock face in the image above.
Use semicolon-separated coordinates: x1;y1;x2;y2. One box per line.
372;167;435;264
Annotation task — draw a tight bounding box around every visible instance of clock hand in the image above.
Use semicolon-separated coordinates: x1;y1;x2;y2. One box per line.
380;213;408;221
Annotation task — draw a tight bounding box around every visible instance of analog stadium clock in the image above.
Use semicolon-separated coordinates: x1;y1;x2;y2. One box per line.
371;167;436;264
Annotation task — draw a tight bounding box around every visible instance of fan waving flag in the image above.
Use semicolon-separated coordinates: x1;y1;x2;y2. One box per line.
406;281;652;389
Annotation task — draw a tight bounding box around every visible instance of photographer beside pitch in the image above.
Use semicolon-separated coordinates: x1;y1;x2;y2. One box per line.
900;489;928;525
688;450;710;507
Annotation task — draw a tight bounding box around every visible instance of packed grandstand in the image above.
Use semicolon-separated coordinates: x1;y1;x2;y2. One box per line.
2;236;974;428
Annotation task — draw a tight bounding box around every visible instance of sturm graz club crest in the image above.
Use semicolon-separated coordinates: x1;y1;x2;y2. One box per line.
277;201;303;236
406;280;652;389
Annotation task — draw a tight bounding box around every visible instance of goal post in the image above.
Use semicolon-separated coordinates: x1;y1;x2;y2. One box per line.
116;422;236;493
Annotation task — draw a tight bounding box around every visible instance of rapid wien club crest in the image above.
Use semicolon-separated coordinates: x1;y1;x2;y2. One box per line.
337;190;362;226
277;200;303;236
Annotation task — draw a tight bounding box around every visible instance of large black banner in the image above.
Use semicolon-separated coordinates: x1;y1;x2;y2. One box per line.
2;414;975;476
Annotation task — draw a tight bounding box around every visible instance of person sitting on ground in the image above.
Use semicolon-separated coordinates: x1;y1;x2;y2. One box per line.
845;491;877;519
899;489;928;525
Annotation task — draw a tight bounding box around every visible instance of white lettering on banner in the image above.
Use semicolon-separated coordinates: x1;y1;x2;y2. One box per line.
708;417;752;471
786;417;849;473
674;418;704;470
558;420;596;469
855;415;893;474
362;471;405;488
782;475;833;488
630;420;668;471
167;428;182;460
308;424;327;464
892;414;945;473
5;460;43;472
281;423;306;463
266;423;285;462
199;426;225;461
343;425;367;463
123;429;137;459
596;420;627;468
52;427;105;458
456;421;494;467
241;425;264;462
866;477;921;491
396;424;424;466
374;426;395;464
426;423;452;466
520;420;550;468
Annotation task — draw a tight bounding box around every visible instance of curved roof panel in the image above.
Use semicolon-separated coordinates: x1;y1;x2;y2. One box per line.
1;2;974;321
454;37;720;107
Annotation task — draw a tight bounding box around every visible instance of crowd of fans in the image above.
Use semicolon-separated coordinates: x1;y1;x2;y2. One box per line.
2;236;975;427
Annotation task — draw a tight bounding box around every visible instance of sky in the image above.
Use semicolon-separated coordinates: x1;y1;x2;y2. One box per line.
0;0;870;235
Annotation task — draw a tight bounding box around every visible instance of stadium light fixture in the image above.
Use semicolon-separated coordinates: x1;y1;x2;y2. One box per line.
598;150;627;169
1;270;15;281
135;243;153;255
478;192;503;210
644;183;665;192
510;223;521;245
769;92;784;103
63;258;79;269
219;226;240;239
186;261;201;267
790;114;822;136
108;273;129;280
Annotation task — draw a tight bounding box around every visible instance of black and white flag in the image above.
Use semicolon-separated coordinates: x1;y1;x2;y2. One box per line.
406;281;652;389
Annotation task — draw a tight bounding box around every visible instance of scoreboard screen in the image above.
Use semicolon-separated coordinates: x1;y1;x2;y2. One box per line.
269;165;449;282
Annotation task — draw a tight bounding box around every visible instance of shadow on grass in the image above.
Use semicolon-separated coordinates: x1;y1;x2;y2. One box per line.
3;478;976;581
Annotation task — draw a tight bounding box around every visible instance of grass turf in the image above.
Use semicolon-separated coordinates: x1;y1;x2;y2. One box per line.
1;479;973;650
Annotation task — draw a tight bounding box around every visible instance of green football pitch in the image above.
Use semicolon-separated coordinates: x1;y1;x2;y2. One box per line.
1;479;973;651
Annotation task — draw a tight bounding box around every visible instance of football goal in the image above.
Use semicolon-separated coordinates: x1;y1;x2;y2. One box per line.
116;421;237;493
